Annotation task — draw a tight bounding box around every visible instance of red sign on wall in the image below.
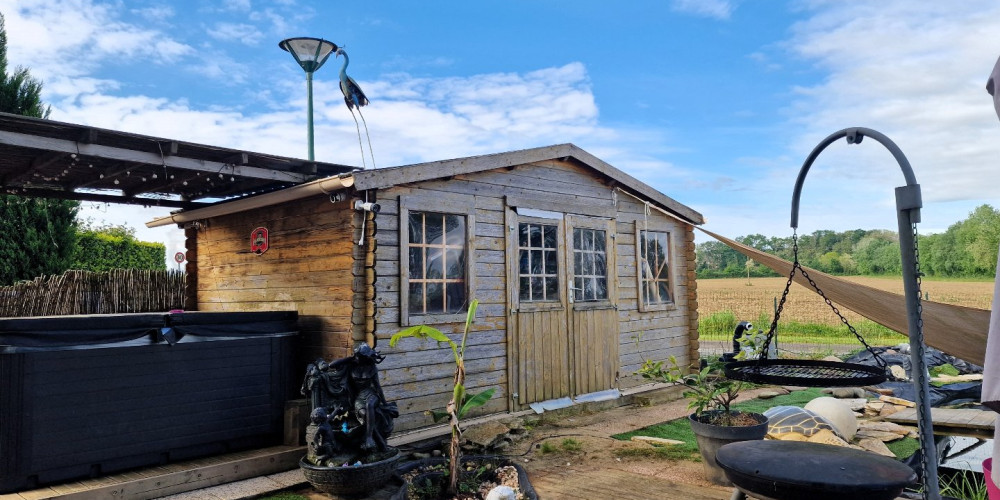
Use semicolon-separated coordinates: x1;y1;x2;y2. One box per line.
250;227;269;255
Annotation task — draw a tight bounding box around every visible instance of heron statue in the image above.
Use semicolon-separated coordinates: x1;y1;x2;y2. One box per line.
335;47;374;170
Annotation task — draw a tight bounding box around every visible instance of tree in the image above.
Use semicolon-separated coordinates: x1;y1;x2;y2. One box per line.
0;12;79;285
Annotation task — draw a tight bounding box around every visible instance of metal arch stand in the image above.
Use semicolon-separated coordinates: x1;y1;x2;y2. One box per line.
791;127;939;500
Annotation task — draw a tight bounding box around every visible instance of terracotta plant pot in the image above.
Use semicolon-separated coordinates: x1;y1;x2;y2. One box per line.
688;410;768;486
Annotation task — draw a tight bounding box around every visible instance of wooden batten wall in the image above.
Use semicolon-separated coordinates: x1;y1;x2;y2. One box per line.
371;158;697;431
189;196;358;363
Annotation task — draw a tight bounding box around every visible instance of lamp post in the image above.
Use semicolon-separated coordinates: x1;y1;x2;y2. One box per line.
279;37;338;161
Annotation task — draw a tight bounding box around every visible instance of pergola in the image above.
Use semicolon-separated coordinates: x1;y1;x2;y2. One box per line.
0;112;358;210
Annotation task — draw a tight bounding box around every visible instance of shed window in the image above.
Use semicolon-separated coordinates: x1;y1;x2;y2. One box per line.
638;230;672;309
572;227;608;302
517;222;559;302
407;212;467;315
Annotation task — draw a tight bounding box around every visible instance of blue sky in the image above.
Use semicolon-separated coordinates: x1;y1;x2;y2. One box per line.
2;0;999;260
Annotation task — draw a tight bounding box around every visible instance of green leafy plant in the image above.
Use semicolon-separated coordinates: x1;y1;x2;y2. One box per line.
637;356;748;426
389;299;495;497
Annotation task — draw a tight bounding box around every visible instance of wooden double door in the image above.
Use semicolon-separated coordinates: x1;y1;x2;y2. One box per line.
506;209;619;407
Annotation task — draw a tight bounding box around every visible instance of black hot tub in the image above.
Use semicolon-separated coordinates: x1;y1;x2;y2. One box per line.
0;310;298;493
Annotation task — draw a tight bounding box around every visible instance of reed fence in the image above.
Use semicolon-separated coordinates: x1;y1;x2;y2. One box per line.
0;269;186;317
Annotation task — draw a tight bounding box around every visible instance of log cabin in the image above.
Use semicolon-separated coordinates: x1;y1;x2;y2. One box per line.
147;143;705;432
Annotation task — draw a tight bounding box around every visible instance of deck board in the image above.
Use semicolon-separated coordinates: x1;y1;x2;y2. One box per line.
886;407;995;438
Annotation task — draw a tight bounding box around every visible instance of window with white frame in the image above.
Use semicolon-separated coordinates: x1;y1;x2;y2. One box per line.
517;222;560;302
572;227;609;302
406;211;467;315
637;229;673;309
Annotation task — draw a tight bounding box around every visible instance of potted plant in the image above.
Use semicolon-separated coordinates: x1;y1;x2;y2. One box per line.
390;299;536;499
637;355;767;486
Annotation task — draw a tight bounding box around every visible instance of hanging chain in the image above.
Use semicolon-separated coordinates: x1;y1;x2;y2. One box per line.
759;233;799;359
759;232;888;372
911;223;936;498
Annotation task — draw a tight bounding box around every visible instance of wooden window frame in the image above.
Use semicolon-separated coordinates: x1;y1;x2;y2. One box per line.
511;214;565;314
399;194;476;326
567;215;617;312
634;223;675;312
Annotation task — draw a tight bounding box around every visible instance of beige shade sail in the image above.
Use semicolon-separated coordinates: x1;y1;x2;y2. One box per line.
698;227;990;366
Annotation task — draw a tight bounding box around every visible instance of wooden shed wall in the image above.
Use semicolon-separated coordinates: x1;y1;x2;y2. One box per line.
371;159;697;431
189;196;358;363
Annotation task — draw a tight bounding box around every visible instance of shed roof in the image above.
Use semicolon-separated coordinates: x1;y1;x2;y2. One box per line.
148;143;704;227
0;112;357;209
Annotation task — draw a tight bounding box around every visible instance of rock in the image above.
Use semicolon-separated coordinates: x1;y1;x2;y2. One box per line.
431;449;443;457
805;397;858;441
820;355;843;362
757;391;782;399
463;421;512;448
486;485;517;500
855;429;904;442
630;436;685;446
890;365;908;380
858;421;911;436
823;387;867;398
864;386;895;396
857;437;895;457
411;452;431;459
879;395;915;408
840;398;868;412
864;401;886;416
879;405;901;417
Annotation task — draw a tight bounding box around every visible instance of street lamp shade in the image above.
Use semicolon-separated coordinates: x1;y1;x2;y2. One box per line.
279;37;338;73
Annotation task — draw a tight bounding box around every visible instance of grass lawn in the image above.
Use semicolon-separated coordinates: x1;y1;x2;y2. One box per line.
611;388;919;460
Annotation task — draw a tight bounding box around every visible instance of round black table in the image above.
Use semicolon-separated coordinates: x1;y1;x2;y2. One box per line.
716;440;918;500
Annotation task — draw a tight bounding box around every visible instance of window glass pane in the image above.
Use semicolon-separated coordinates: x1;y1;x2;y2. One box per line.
519;249;530;274
596;277;608;300
530;224;542;248
594;252;607;276
544;225;557;248
426;283;444;313
530;277;543;299
426;248;443;279
425;214;443;245
519;223;529;247
544;249;557;274
594;230;606;252
582;229;594;251
409;248;423;279
583;277;595;301
446;249;464;278
659;282;671;302
573;228;582;249
445;215;465;246
573;252;582;275
519;277;531;300
545;277;558;299
408;283;424;314
530;250;542;274
408;213;423;244
445;283;466;313
574;277;584;301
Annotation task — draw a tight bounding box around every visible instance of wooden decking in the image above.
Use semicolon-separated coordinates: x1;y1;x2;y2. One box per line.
886;407;996;439
0;446;303;500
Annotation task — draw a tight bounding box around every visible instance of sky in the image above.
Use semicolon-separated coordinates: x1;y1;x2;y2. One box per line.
1;0;999;264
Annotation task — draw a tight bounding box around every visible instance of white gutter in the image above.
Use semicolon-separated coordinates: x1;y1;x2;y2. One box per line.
146;174;356;228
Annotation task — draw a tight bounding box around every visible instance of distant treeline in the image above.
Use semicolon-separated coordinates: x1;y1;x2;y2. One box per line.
697;204;1000;279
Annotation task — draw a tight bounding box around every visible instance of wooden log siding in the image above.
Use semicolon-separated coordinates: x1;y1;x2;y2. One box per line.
194;196;357;362
372;159;698;430
614;198;695;388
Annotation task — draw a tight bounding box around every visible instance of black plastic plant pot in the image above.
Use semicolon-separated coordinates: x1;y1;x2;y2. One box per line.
688;410;768;486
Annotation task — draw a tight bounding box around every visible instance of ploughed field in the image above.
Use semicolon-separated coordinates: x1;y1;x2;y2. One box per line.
697;276;993;327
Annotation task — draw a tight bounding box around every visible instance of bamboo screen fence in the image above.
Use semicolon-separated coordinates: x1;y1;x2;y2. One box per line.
0;270;186;317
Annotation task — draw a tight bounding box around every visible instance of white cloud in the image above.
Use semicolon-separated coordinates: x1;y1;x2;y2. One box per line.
670;0;735;20
207;22;265;45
